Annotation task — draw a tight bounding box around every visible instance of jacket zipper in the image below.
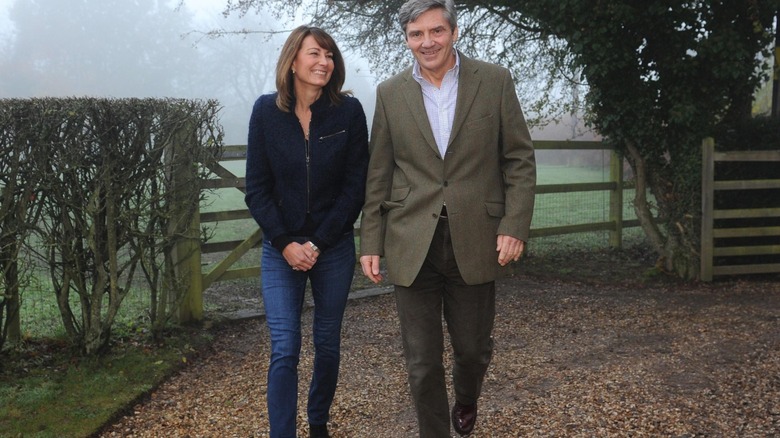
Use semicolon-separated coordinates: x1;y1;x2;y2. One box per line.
305;136;311;214
319;129;346;141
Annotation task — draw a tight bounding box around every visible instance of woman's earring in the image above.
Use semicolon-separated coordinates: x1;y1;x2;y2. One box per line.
292;69;296;74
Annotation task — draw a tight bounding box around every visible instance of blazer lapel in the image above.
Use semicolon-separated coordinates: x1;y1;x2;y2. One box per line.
401;73;440;155
449;53;481;148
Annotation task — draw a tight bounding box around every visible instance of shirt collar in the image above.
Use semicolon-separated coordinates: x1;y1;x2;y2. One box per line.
412;50;460;85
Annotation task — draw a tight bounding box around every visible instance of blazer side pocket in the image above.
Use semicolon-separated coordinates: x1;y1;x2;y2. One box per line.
380;201;404;215
485;201;505;218
380;186;410;215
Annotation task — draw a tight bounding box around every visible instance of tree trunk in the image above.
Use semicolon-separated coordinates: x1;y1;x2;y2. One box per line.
625;141;665;253
1;245;20;349
625;141;699;280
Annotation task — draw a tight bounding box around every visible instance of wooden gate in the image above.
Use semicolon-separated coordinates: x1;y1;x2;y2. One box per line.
700;137;780;281
198;145;262;291
181;140;640;321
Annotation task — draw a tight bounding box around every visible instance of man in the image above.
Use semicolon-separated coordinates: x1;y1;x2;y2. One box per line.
359;0;536;436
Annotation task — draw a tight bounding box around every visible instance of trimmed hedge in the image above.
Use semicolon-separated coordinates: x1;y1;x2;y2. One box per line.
0;97;223;354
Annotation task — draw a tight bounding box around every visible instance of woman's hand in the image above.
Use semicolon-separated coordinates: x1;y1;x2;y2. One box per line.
283;241;320;272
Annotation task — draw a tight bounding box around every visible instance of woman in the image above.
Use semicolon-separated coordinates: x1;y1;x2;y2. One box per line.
245;25;369;438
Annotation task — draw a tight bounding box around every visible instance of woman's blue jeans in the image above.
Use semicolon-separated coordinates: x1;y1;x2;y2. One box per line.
261;232;355;438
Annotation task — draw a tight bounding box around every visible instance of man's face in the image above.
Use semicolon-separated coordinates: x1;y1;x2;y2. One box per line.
405;7;458;79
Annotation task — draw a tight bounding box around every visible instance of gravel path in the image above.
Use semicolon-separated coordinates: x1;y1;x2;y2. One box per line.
100;272;780;437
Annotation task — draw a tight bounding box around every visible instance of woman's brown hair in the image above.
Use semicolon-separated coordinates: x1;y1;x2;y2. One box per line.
275;25;346;112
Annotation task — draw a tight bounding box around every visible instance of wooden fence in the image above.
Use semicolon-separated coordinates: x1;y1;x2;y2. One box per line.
700;137;780;281
529;140;640;244
181;140;636;321
12;138;777;334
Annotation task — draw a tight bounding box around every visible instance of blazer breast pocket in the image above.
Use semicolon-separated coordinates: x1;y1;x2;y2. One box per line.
465;114;494;132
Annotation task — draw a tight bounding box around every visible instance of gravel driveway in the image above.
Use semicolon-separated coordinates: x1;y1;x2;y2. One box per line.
100;261;780;437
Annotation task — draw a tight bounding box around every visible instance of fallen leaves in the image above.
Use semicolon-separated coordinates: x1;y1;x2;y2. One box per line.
101;272;780;437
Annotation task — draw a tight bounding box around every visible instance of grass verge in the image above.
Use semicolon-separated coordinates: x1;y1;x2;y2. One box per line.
0;327;214;438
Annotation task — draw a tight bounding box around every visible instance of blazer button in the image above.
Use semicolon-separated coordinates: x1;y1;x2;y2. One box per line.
443;181;448;187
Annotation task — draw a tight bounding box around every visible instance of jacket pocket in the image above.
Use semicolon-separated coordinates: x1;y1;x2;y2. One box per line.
318;130;347;142
380;201;404;215
485;201;505;218
466;114;494;131
390;186;411;201
380;186;410;215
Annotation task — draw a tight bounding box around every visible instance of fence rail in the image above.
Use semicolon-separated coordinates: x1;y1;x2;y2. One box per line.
187;140;639;319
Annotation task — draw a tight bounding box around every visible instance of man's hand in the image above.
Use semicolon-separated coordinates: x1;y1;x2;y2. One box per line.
360;255;383;284
496;235;525;266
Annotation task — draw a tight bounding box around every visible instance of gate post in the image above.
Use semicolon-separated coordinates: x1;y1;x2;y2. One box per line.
176;207;203;323
164;128;203;324
700;137;715;281
609;148;624;248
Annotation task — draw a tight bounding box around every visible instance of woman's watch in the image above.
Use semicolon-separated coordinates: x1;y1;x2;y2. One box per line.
308;241;320;253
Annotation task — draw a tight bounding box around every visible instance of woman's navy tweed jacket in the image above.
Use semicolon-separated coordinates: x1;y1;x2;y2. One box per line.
245;92;369;252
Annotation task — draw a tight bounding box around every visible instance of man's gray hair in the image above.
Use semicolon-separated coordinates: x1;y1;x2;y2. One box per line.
398;0;458;35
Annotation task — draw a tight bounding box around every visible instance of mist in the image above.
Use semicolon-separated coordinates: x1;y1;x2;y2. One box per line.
0;0;595;144
0;0;378;145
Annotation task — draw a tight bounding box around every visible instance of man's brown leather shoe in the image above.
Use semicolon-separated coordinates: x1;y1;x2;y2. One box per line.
451;401;477;436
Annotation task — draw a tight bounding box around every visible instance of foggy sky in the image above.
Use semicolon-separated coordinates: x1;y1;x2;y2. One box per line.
0;0;588;143
0;0;378;144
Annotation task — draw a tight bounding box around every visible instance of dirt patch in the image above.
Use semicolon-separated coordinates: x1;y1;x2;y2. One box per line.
101;246;780;437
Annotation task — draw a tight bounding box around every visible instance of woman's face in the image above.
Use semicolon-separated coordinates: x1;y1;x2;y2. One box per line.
292;35;334;91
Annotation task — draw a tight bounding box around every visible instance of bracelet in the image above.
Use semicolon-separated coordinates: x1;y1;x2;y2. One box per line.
308;241;320;252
